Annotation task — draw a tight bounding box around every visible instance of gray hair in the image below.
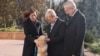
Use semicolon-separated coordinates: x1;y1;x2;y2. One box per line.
63;0;77;9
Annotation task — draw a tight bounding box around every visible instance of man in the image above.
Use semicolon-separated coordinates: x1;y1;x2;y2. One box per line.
45;9;66;56
63;0;86;56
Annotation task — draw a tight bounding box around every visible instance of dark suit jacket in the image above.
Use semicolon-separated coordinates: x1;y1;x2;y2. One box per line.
22;18;42;56
64;10;86;56
46;18;66;56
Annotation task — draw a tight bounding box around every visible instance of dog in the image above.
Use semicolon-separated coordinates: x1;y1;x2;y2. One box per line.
34;35;49;56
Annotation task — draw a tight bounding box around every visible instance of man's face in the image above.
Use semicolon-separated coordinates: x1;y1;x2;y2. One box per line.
64;5;74;16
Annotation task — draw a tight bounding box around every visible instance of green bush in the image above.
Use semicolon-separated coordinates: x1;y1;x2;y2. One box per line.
84;42;91;48
85;31;95;43
89;46;100;54
0;27;23;32
98;44;100;47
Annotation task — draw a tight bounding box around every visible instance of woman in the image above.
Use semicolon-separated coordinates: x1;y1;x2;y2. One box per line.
22;8;43;56
45;9;66;56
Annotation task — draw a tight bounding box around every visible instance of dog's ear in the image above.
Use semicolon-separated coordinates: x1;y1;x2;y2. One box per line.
34;39;38;43
34;39;40;46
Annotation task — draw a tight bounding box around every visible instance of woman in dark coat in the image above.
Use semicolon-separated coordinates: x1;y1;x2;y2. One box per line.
22;8;43;56
45;9;66;56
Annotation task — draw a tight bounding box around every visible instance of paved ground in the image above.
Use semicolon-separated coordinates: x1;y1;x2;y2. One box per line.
0;40;24;56
0;40;99;56
84;49;99;56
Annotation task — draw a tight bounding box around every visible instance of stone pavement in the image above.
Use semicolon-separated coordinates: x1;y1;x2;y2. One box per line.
0;40;99;56
0;40;24;56
84;49;99;56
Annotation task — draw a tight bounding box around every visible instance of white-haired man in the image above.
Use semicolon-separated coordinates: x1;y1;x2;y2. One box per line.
63;0;86;56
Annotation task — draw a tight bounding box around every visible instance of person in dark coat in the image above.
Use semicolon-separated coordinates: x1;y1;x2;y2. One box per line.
45;9;66;56
63;0;86;56
22;8;43;56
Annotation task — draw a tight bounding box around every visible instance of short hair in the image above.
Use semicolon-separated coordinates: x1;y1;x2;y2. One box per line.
45;9;57;19
63;0;77;9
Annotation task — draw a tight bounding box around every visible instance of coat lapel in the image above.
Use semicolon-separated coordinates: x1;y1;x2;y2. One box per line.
66;11;79;28
28;19;40;35
50;19;60;34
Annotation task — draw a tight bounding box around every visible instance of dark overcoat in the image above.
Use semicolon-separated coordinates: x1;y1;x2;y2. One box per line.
22;18;42;56
64;10;86;56
46;18;66;56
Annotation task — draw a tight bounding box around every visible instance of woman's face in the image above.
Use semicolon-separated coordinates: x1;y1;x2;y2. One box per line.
29;12;37;22
46;16;56;24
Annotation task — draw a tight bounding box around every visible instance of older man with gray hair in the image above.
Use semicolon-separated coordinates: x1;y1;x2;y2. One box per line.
63;0;86;56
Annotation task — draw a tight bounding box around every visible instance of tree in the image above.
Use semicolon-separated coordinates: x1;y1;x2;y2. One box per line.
78;0;100;38
0;0;16;28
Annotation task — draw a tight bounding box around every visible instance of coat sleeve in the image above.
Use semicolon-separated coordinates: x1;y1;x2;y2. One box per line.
48;22;66;44
23;22;37;42
73;16;86;54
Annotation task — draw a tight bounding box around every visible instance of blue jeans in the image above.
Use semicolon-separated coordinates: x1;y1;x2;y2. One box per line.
34;47;37;56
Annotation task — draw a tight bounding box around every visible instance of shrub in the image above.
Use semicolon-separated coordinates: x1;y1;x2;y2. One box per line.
89;46;100;54
85;31;95;43
0;26;23;32
84;42;91;48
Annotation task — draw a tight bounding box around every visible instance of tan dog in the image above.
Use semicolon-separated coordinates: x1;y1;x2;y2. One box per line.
34;35;49;56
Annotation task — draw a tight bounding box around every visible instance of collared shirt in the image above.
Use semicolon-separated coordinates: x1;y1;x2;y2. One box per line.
50;23;54;31
50;19;57;32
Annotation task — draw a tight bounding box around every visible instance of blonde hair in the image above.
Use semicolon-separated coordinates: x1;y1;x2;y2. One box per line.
45;9;57;19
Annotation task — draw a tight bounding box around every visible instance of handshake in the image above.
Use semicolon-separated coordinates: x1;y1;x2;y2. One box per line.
34;35;50;56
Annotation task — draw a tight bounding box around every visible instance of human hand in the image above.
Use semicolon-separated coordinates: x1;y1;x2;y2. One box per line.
72;54;75;56
46;38;50;42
